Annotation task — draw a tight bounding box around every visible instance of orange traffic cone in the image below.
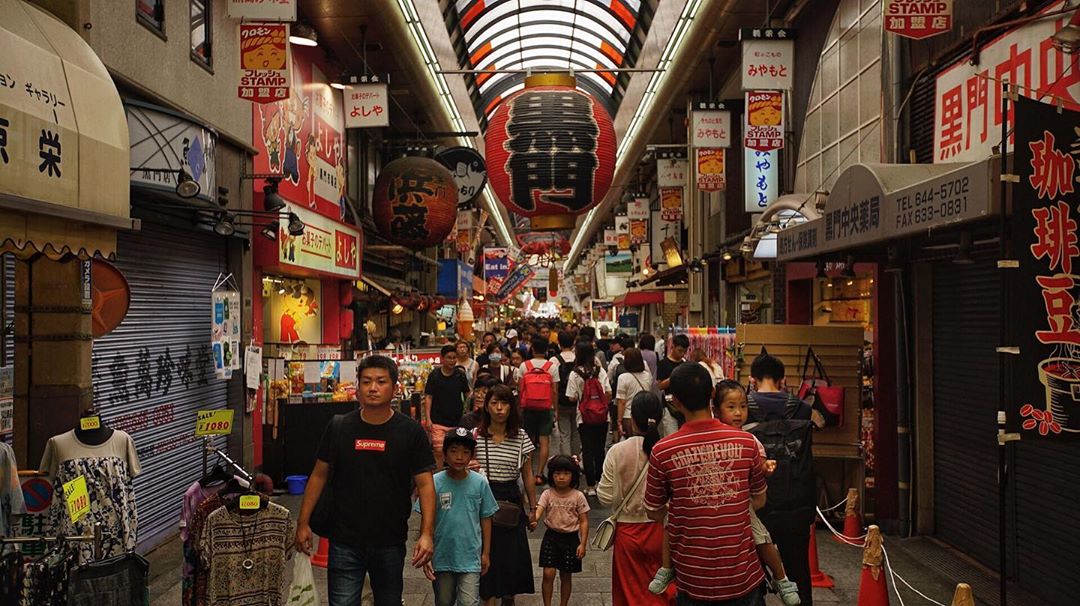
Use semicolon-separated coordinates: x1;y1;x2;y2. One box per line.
311;536;330;568
856;525;889;606
950;583;974;606
838;488;864;543
808;524;835;588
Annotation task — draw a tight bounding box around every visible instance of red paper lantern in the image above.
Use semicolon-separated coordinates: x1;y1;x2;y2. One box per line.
517;232;571;256
373;156;459;247
485;75;616;231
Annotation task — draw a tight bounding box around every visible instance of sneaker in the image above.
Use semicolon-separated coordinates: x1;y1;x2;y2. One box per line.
585;487;596;497
648;567;674;595
775;578;801;606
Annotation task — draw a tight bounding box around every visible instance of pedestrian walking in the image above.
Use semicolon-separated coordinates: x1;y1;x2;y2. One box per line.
424;344;472;469
533;455;590;606
516;336;560;485
294;355;436;606
552;331;582;460
614;348;656;440
564;340;611;495
457;340;480;386
597;391;675;606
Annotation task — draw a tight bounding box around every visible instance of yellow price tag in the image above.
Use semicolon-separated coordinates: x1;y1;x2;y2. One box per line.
195;410;235;436
63;475;90;523
239;495;261;510
79;416;100;431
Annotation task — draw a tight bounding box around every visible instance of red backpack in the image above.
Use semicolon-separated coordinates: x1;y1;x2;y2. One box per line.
520;360;554;410
576;368;609;425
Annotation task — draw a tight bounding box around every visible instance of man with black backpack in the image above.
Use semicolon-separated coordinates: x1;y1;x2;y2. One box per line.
745;353;816;606
551;331;581;459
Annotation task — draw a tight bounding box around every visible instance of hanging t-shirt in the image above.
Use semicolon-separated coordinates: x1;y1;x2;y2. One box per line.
199;501;294;606
315;410;435;547
39;430;141;562
412;470;499;573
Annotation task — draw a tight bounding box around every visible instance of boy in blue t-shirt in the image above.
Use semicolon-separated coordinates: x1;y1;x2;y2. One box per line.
415;426;499;606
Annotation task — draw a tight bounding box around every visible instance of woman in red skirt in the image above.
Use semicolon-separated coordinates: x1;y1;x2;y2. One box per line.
597;392;676;605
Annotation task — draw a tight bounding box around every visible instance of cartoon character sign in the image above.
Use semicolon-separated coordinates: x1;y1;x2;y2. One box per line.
744;90;785;151
268;279;322;344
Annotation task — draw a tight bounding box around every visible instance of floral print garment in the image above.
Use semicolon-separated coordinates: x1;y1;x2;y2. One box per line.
48;456;138;563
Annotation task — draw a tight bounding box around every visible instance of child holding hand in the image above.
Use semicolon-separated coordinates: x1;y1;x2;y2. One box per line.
532;455;590;606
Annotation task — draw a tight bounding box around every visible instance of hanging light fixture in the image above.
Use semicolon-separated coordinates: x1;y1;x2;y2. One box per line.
261;221;280;241
722;251;733;261
1052;10;1080;53
176;167;201;199
289;23;318;47
287;212;305;236
213;213;236;236
263;180;285;212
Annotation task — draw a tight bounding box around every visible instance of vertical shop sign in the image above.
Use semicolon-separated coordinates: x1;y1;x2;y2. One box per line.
227;0;296;20
740;29;794;90
744;91;785;151
884;0;952;40
496;264;536;302
483;247;510;295
933;1;1080;164
238;24;290;104
615;215;631;250
343;83;389;128
745;148;777;212
604;228;618;247
626;198;649;220
696;148;726;192
651;210;681;266
657;154;687;221
455;210;475;254
1013;96;1080;438
691;110;732;148
211;290;241;379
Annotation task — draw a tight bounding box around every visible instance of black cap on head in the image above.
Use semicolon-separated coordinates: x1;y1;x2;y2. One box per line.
443;426;478;453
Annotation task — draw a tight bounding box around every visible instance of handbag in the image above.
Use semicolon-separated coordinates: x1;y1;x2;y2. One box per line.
485;434;525;528
591;459;650;551
797;347;845;426
309;415;343;538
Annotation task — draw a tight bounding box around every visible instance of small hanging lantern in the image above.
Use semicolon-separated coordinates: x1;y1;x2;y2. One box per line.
485;73;616;231
373;156;459;247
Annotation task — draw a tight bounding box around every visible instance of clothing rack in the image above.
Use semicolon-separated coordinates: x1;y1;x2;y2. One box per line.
0;524;107;561
202;437;253;483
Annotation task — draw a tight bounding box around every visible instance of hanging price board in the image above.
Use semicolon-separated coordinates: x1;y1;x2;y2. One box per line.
78;416;100;431
63;476;89;523
239;495;261;510
195;410;235;436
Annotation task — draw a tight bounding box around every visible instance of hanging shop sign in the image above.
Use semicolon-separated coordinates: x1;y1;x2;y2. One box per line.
696;148;726;192
265;277;322;344
745;148;778;212
372;156;458;247
615;215;631;250
691;109;732;148
455;209;475;254
739;28;794;90
495;263;536;302
630;218;648;245
657;154;687;221
211;289;242;379
228;0;296;20
626;198;650;220
651;210;681;266
238;23;291;104
484;79;616;231
884;0;952;40
776;160;991;260
343;82;389;128
744;91;785;151
483;247;510;295
252;45;346;220
604;228;618;247
435;146;487;207
933;1;1079;164
126;102;216;202
1012;96;1080;437
277;202;361;279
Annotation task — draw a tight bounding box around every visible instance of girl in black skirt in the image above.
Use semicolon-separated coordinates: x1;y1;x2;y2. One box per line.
533;455;590;606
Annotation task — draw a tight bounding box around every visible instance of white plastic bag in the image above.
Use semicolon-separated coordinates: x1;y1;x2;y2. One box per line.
287;554;319;606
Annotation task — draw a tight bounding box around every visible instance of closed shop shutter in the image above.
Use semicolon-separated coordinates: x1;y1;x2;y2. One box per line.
2;253;13;368
931;255;1000;569
91;222;229;550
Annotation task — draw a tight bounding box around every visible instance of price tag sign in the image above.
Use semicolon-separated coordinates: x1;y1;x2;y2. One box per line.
63;476;90;523
239;495;261;510
195;410;235;436
79;416;100;431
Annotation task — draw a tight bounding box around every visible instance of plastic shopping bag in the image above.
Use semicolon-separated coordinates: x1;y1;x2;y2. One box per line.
287;554;319;606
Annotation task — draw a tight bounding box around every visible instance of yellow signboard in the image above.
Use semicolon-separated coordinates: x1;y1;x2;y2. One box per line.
63;475;89;523
195;409;235;436
79;416;100;431
239;495;261;510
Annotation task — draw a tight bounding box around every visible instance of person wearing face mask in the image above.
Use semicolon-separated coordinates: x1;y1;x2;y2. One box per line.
482;344;511;384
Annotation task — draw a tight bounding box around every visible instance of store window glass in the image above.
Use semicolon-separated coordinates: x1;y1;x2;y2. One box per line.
190;0;212;67
137;0;165;35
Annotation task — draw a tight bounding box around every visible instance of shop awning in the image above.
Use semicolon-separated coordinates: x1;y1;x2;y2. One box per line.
614;290;664;307
0;0;134;260
775;160;994;261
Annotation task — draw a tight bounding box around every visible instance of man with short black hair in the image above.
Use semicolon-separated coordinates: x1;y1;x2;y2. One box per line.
423;345;471;469
516;335;560;484
656;334;690;393
552;331;581;459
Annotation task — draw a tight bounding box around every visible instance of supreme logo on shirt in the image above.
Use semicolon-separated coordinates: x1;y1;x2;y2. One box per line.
355;439;387;452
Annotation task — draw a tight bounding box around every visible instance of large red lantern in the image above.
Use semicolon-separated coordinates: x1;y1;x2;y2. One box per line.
485;74;616;231
373;156;459;247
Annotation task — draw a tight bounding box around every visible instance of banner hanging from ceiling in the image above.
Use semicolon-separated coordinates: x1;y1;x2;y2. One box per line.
604;228;618;247
744;90;785;151
691;109;732;148
343;83;389;128
483;247;510;298
696;148;726;192
657;154;687;221
615;215;631;250
238;24;291;104
884;0;952;40
627;198;650;220
740;28;794;90
228;0;296;20
745;148;778;213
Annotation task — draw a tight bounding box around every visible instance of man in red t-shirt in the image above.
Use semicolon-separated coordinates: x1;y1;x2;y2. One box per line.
644;363;768;605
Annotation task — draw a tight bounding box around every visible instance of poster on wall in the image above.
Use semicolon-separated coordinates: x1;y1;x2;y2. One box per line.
651;210;681;266
615;215;631;250
211;290;242;379
605;251;632;274
228;0;296;20
739;28;794;90
604;228;618;246
745;148;777;212
264;278;322;345
1012;96;1080;438
744;90;785;151
343;83;389;128
252;46;347;220
884;0;952;40
696;148;726;192
483;247;510;295
238;24;291;104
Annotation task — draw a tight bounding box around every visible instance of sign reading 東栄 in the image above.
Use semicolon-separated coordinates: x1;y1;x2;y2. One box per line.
740;28;794;90
343;83;388;128
238;24;291;104
884;0;952;40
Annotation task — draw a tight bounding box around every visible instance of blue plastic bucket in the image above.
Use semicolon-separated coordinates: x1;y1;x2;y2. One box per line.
285;475;308;495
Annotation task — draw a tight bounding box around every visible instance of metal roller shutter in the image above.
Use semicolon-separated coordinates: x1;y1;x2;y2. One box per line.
2;253;13;368
91;222;229;551
931;255;1000;569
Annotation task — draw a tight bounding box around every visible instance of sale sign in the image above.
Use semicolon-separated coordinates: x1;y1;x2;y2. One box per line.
696;148;726;192
744;90;785;151
885;0;952;40
63;476;89;523
344;83;389;128
238;24;290;104
195;409;235;436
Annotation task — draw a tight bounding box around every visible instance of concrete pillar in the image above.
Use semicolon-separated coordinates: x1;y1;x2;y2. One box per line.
13;255;92;467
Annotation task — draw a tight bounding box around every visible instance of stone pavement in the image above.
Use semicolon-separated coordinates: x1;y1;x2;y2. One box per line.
148;492;1026;606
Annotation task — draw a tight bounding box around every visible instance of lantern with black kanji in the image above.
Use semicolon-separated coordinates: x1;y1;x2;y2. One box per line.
373;156;459;247
485;73;616;231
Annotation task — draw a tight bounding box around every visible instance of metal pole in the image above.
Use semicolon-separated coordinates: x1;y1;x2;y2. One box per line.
997;81;1010;606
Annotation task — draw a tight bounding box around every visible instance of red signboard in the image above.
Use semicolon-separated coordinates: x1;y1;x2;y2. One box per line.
884;0;952;40
744;90;785;151
238;23;290;104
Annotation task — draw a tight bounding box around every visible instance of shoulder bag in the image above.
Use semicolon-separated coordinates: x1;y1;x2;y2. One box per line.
797;346;845;426
309;414;343;538
592;456;650;551
485;433;525;528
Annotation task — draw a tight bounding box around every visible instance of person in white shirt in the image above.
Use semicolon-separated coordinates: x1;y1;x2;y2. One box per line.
564;340;611;496
614;348;653;440
550;331;580;459
456;340;479;386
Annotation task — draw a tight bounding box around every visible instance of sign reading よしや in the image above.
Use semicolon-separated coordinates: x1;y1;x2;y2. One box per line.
343;83;388;128
744;91;785;151
884;0;952;40
238;24;290;104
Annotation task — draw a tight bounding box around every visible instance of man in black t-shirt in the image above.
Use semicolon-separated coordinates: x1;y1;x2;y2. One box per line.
423;344;471;469
295;355;436;606
656;333;690;392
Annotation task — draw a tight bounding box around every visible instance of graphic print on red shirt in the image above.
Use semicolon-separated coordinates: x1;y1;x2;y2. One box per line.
643;419;767;601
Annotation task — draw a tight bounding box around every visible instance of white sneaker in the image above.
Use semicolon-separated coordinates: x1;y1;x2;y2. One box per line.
775;578;801;606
